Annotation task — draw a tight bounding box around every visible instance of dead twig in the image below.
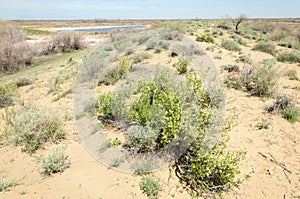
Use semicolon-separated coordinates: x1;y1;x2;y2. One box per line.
258;152;292;173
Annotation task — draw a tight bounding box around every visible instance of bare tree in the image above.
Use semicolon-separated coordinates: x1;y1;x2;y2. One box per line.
235;14;247;33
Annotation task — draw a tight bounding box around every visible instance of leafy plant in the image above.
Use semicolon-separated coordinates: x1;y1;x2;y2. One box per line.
284;106;299;123
276;50;300;63
132;52;152;64
133;162;155;175
140;176;162;199
41;145;70;175
13;76;35;87
176;58;189;74
5;106;65;153
110;157;124;168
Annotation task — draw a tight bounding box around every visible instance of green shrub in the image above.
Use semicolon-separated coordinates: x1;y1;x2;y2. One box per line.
176;58;189;74
133;162;155;175
110;157;124;168
284;106;299;123
0;83;17;108
41;145;69;175
236;54;252;64
196;34;214;43
223;64;239;73
98;63;128;86
154;49;161;54
267;94;294;113
140;176;162;199
5;106;65;153
276;50;300;63
221;39;241;52
253;42;276;55
0;179;19;192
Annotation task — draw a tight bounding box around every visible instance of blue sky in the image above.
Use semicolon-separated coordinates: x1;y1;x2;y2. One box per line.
0;0;299;19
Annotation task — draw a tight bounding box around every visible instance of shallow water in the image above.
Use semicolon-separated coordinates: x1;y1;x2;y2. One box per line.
61;25;146;33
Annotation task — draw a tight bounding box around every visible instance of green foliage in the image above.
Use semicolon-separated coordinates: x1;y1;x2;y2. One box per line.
176;58;189;74
236;54;252;64
154;49;161;54
253;42;276;55
276;50;300;63
0;82;17;108
41;145;69;175
196;34;215;43
221;39;242;52
284;106;299;123
183;145;246;191
98;138;122;153
140;176;162;199
133;162;155;175
110;157;124;168
0;179;19;192
5;106;65;153
223;64;239;73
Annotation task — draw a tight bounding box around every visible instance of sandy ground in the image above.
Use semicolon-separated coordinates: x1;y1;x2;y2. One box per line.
1;27;300;199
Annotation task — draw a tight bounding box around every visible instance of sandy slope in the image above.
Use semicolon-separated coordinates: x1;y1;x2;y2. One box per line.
1;28;300;199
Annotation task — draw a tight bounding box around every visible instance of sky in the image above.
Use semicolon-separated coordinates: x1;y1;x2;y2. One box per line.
0;0;299;20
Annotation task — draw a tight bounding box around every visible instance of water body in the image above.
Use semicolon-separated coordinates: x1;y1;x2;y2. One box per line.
61;25;146;33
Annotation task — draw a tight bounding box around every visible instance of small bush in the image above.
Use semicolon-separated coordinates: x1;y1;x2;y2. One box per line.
140;176;162;199
284;106;299;123
5;106;65;153
276;50;300;63
253;42;276;55
132;52;152;64
0;179;19;192
236;54;252;64
241;62;280;97
0;83;17;108
221;39;242;52
286;69;298;80
98;62;129;86
42;33;84;55
13;76;35;87
196;34;215;43
176;58;189;74
126;125;158;153
154;49;161;54
0;24;32;72
267;94;294;113
41;146;70;175
223;64;240;73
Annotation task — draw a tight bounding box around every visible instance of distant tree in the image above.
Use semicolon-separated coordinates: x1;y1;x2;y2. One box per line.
235;14;247;33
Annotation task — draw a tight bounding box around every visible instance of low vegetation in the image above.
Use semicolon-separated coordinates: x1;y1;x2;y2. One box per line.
40;145;70;175
221;39;242;52
0;83;17;108
252;41;276;55
140;176;162;199
0;179;19;192
4;106;65;153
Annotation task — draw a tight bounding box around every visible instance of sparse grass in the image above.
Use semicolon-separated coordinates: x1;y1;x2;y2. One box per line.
133;162;154;175
0;82;17;108
5;106;65;153
221;39;242;52
40;145;70;175
98;138;121;153
236;54;252;64
23;28;51;35
110;157;124;168
0;179;19;192
257;119;272;129
140;176;162;199
286;69;298;80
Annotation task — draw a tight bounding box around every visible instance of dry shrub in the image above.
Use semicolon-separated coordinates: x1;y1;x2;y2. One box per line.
42;33;85;55
0;24;32;72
